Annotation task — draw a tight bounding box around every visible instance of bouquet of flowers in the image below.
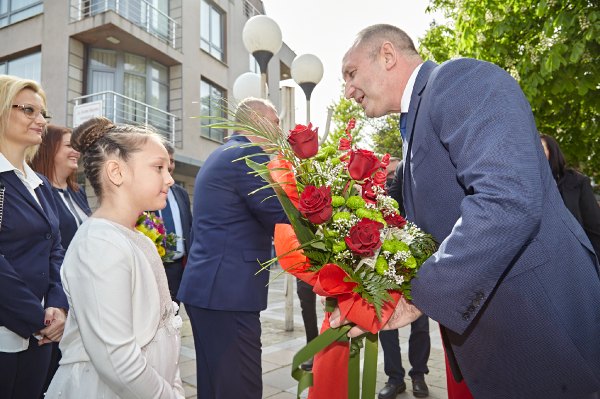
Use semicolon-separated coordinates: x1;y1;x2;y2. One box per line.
135;211;179;263
238;114;437;398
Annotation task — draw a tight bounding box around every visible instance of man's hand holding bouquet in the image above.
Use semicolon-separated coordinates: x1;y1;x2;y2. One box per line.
233;113;437;399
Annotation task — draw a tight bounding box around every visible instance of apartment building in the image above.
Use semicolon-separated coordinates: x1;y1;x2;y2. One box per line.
0;0;296;196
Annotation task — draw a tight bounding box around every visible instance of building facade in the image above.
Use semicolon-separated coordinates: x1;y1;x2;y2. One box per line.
0;0;295;200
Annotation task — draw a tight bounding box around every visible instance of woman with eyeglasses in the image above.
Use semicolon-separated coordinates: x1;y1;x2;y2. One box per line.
0;74;68;399
30;124;92;396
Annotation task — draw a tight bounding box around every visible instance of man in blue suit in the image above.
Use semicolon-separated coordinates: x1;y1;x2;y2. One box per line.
338;24;600;398
158;142;192;305
178;98;288;399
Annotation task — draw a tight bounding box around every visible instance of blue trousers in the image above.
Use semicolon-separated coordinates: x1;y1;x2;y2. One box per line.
186;304;262;399
379;314;430;384
0;337;52;399
296;279;319;343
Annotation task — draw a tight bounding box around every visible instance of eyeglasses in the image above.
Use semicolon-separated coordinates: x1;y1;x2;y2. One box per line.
11;104;52;121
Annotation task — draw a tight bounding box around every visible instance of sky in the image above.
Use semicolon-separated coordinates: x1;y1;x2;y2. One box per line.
261;0;443;137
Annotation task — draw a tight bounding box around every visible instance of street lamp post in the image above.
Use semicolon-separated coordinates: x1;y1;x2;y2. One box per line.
291;54;324;124
233;72;265;101
242;15;282;99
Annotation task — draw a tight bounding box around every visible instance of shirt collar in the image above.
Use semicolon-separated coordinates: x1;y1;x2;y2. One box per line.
401;63;423;113
0;152;44;189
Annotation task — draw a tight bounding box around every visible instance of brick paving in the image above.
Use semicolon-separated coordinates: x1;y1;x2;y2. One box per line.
179;268;448;399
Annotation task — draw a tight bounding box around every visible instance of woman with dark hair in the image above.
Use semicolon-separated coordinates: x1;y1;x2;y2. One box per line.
30;124;92;395
541;134;600;256
31;125;92;248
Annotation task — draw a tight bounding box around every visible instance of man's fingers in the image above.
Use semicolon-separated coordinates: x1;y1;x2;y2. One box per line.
347;325;368;338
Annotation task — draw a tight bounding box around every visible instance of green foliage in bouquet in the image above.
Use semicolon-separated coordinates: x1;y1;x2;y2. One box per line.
202;102;438;319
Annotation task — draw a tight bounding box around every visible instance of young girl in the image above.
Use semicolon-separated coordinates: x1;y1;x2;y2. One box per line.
45;117;184;398
30;124;93;395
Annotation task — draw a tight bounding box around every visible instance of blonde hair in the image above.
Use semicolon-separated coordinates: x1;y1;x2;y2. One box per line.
0;74;47;161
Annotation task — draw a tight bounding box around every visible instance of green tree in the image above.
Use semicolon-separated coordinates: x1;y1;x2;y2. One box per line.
369;115;402;158
324;92;366;146
328;89;402;157
420;0;600;180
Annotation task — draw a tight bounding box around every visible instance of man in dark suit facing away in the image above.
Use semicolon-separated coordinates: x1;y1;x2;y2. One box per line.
158;142;192;305
178;98;288;399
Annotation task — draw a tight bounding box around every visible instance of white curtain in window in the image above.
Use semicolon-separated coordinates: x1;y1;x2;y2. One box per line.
7;52;41;82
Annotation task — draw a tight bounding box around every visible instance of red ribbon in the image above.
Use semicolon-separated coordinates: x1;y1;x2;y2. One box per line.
274;224;401;334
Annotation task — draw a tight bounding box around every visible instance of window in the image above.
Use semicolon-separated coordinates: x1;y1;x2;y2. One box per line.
0;52;41;82
200;0;224;61
200;79;226;142
87;48;170;130
249;55;259;74
0;0;42;27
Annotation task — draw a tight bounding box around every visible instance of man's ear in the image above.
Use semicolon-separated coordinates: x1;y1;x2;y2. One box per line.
105;159;124;187
381;42;398;70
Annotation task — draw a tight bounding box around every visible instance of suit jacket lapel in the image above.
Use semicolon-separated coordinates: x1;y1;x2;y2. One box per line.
69;187;92;216
403;61;438;219
0;172;49;224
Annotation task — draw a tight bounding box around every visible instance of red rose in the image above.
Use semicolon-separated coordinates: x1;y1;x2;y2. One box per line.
384;212;407;228
298;185;333;224
288;123;319;159
344;218;383;256
339;136;352;151
372;170;387;185
361;179;378;203
346;118;356;132
380;153;391;168
348;149;381;180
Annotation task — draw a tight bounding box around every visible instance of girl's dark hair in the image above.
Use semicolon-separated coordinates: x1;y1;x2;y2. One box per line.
71;117;163;200
30;125;80;191
540;134;566;182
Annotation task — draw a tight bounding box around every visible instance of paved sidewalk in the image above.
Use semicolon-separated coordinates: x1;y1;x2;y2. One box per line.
178;269;449;399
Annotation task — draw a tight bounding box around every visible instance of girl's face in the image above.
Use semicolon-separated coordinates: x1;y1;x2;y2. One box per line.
126;137;174;212
6;88;48;149
54;133;80;176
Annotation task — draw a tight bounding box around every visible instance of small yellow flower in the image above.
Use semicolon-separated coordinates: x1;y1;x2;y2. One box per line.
157;246;166;257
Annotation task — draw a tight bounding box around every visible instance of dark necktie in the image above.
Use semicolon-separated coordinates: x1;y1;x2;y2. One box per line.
161;197;176;250
59;188;83;225
400;112;408;141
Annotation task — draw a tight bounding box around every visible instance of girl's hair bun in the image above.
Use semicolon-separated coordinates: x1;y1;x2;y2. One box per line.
71;117;115;153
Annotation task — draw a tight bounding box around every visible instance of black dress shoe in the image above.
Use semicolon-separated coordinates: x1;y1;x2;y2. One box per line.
300;358;313;371
378;381;407;399
412;379;429;398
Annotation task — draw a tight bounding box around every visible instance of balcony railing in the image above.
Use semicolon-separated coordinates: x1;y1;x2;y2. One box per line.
70;0;180;49
243;0;260;18
72;91;177;145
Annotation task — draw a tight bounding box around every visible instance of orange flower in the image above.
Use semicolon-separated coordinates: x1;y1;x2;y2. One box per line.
267;156;300;208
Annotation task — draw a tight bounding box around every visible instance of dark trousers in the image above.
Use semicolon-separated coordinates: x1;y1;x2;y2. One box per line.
380;314;430;384
164;258;184;305
297;279;319;343
185;304;262;399
0;337;52;399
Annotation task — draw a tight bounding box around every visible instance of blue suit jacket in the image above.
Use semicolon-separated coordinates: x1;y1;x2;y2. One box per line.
403;59;600;398
178;135;288;311
0;172;68;338
51;186;92;249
